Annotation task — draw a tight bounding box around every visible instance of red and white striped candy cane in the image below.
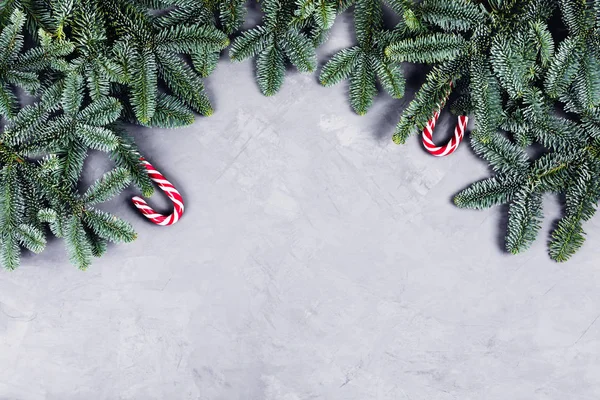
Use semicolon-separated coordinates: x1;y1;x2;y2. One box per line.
131;158;184;226
422;83;469;157
422;113;469;157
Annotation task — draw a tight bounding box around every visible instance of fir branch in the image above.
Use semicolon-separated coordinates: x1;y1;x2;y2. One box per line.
82;167;131;205
256;45;286;96
549;163;600;261
83;208;137;243
109;127;154;197
155;24;230;54
544;36;583;98
65;215;93;269
147;94;195;128
505;186;543;254
385;33;467;64
469;55;504;140
355;0;382;47
192;50;220;78
129;47;158;124
454;175;523;210
157;50;213;116
319;46;361;86
371;55;405;99
419;0;483;32
278;30;317;73
16;223;46;253
529;21;554;68
470;132;529;176
349;52;377;115
229;27;273;61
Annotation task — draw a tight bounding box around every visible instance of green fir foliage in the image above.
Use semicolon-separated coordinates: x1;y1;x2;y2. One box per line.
2;0;600;268
383;0;600;261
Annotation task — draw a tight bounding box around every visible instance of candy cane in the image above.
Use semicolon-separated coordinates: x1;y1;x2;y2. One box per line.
422;113;469;157
131;158;184;226
422;83;469;157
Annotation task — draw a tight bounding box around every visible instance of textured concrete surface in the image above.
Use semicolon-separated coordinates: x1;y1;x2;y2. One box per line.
2;13;600;400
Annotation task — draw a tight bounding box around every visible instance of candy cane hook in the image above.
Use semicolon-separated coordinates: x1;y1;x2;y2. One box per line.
422;113;469;157
131;158;184;226
422;83;469;157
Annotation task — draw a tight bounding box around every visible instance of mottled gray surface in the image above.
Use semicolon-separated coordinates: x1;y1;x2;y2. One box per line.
2;14;600;400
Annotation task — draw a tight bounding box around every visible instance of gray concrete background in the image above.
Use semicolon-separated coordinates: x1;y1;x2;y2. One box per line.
2;12;600;400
